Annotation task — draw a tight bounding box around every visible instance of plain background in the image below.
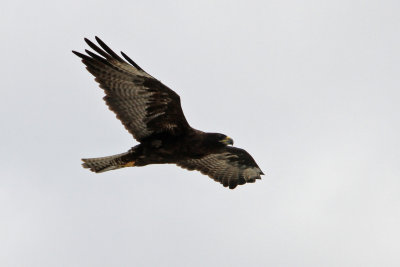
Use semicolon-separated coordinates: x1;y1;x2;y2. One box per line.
1;0;399;266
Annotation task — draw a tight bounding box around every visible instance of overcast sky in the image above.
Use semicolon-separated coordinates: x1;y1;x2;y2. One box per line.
1;0;399;266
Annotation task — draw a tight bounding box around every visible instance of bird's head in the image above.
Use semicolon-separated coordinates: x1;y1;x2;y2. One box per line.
213;133;234;146
204;133;234;147
219;135;234;146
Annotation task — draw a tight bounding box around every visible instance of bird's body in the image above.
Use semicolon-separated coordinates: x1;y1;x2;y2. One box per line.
74;37;264;189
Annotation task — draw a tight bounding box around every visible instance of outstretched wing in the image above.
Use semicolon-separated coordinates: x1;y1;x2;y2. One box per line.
73;37;190;142
177;147;264;189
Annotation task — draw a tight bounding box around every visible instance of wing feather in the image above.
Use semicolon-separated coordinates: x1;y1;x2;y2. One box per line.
177;147;263;189
73;37;190;141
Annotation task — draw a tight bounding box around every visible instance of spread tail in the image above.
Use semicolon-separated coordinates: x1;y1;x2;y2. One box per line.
82;151;135;173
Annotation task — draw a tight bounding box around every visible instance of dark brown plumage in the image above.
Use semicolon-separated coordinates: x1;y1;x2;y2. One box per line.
74;37;264;189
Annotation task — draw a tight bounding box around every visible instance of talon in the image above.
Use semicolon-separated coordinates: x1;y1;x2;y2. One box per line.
123;161;135;167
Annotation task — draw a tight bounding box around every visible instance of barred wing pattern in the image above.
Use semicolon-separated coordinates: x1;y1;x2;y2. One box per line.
73;37;190;142
177;147;263;189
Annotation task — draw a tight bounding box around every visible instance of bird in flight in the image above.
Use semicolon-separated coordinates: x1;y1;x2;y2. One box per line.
73;37;263;189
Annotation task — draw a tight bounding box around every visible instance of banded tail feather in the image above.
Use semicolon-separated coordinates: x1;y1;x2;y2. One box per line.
82;151;134;173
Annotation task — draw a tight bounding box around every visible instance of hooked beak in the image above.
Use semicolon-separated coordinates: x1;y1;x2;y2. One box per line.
221;136;234;146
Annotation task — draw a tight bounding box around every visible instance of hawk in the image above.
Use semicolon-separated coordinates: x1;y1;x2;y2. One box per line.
73;37;264;189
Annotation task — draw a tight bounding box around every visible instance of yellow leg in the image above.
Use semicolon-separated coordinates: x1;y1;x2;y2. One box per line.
123;161;135;167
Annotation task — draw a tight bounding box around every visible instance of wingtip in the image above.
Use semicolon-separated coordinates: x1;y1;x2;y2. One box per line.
72;50;84;58
120;50;143;70
229;184;238;190
95;36;103;44
84;37;95;47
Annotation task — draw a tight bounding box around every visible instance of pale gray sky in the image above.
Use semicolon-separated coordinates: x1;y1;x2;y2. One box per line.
1;0;399;266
